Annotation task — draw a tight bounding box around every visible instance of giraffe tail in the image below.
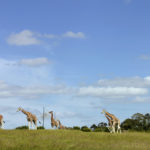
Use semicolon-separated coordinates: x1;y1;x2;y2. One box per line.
37;119;41;124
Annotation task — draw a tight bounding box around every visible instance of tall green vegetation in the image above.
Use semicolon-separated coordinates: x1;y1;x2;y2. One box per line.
0;130;150;150
121;113;150;131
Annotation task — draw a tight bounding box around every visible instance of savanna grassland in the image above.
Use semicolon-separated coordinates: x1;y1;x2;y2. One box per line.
0;130;150;150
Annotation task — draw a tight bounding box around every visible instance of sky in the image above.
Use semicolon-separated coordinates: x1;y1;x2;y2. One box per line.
0;0;150;129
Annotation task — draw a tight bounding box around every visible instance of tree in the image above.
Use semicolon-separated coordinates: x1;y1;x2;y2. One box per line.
121;119;138;130
131;113;145;121
98;122;107;127
90;124;97;130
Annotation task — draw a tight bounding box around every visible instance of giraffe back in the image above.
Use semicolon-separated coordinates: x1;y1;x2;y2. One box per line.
0;115;3;125
28;112;37;121
0;115;3;121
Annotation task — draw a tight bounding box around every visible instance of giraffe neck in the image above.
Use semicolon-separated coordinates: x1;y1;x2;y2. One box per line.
104;111;113;119
51;113;54;122
105;114;111;121
21;109;29;116
105;114;113;125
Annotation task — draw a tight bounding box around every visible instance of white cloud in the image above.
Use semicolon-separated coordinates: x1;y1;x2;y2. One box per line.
62;31;86;39
7;30;86;46
98;76;150;88
77;76;150;99
139;54;150;60
144;76;150;81
0;58;150;104
0;81;73;99
0;57;51;67
7;30;40;46
42;34;57;39
0;58;17;66
19;57;50;67
78;86;148;98
0;58;55;88
134;96;150;103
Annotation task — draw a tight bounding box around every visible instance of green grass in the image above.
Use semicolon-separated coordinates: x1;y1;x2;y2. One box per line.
0;130;150;150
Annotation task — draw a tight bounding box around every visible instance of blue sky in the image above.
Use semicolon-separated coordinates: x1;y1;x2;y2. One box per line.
1;0;150;129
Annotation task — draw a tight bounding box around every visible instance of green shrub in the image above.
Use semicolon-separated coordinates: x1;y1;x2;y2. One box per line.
81;126;91;132
94;127;103;132
93;127;108;132
73;126;80;130
16;126;28;129
37;126;45;130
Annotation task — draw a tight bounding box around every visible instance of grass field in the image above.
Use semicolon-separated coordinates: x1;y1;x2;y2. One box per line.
0;130;150;150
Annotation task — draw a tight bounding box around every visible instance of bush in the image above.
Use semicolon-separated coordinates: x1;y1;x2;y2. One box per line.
73;126;80;130
16;126;28;130
16;126;45;130
37;126;45;130
93;127;109;132
94;127;103;132
81;126;91;132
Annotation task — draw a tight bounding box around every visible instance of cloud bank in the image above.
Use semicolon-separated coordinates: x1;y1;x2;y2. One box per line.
7;30;86;46
19;57;51;67
7;30;40;46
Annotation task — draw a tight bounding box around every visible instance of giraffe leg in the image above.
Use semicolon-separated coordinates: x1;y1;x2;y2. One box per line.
28;121;30;130
31;121;33;129
116;124;118;133
35;121;37;130
107;125;111;132
1;120;4;129
112;125;115;133
109;126;113;133
118;124;121;133
112;122;116;133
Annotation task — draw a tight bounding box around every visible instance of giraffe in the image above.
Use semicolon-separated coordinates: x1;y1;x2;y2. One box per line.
101;109;121;133
17;107;41;130
0;115;5;129
49;111;59;129
104;114;113;133
58;120;66;129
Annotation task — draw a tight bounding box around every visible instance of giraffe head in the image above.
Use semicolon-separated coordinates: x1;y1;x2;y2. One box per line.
49;111;53;114
101;109;106;114
17;107;22;112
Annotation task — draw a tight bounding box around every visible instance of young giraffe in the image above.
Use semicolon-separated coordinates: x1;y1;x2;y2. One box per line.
0;115;5;129
102;109;121;133
49;111;59;129
17;107;41;130
104;114;113;133
58;120;66;129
